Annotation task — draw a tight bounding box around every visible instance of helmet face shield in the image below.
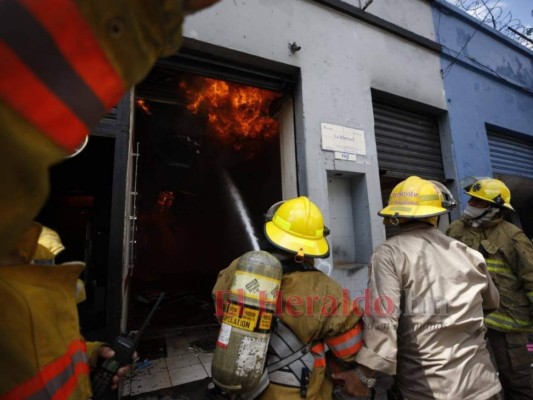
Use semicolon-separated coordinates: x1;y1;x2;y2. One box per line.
429;181;457;211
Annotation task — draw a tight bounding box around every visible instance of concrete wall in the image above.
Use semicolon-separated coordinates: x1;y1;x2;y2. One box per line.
432;0;533;208
184;0;446;290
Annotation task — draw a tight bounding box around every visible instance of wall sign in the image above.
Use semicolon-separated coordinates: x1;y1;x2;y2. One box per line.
321;123;366;157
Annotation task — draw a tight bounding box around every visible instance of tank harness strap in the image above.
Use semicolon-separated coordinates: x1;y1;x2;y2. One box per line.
266;320;314;395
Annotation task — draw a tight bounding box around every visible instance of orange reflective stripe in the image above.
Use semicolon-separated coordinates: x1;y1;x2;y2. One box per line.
0;40;88;151
20;0;124;109
2;339;89;400
311;342;326;368
51;361;90;400
0;0;124;152
325;323;363;358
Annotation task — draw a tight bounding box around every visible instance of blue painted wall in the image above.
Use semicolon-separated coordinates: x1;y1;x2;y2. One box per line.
431;0;533;206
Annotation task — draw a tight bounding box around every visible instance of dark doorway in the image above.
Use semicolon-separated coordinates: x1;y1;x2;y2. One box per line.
127;69;286;332
36;135;115;340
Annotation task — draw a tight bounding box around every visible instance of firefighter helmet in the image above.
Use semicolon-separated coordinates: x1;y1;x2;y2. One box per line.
463;177;514;211
379;176;456;222
33;226;65;262
264;196;329;258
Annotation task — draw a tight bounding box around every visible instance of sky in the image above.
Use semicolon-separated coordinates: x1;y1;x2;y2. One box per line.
502;0;532;28
447;0;533;47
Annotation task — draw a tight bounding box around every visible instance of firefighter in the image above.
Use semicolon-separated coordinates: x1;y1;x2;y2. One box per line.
0;222;132;398
212;196;366;399
0;0;221;259
333;176;502;399
447;177;533;399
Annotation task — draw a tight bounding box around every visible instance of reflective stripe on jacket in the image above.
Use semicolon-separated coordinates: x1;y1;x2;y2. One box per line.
0;263;93;399
447;215;533;332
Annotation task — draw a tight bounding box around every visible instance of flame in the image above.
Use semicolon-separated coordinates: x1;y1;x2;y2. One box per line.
136;98;152;115
179;78;281;150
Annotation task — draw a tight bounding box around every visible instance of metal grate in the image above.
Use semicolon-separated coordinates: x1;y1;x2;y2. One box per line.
488;130;533;179
374;101;445;181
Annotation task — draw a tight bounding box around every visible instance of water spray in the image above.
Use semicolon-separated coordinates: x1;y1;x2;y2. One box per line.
221;170;260;251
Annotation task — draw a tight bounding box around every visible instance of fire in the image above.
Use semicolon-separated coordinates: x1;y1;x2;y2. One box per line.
179;77;281;150
136;98;152;115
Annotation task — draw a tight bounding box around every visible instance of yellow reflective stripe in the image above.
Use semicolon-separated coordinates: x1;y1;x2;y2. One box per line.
485;312;532;330
486;259;506;265
419;194;440;201
486;258;513;275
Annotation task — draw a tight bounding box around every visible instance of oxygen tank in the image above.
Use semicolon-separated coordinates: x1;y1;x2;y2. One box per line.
212;250;282;394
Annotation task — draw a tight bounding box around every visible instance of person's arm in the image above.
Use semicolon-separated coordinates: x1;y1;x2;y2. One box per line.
513;231;533;307
86;342;135;391
0;0;221;259
355;245;401;376
476;258;500;313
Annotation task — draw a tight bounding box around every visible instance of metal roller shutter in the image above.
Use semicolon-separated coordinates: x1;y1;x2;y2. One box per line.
373;99;445;238
374;101;445;181
488;130;533;179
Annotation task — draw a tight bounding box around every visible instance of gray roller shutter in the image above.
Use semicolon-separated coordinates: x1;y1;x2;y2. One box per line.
373;99;445;238
488;130;533;179
374;101;445;181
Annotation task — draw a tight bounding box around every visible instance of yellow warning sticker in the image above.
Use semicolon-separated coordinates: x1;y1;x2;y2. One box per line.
223;305;260;332
259;312;273;330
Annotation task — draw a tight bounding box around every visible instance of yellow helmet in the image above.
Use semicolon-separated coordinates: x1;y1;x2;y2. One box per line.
379;176;456;221
264;196;329;259
33;226;65;263
463;177;514;211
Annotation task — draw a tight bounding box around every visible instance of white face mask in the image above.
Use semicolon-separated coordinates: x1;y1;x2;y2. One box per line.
463;205;489;219
463;205;499;226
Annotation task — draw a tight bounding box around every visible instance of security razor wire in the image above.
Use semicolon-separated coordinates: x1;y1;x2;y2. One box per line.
445;0;533;50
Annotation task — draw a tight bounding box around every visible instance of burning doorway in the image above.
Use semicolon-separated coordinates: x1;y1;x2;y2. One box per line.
127;67;292;333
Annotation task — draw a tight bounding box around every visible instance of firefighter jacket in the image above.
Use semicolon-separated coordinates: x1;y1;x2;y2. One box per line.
0;223;103;399
213;257;363;400
356;222;501;400
0;0;187;259
447;214;533;333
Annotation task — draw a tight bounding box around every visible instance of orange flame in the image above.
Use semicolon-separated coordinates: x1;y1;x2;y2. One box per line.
136;98;152;115
179;78;281;150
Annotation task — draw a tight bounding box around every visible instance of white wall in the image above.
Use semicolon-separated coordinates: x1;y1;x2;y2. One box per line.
184;0;447;281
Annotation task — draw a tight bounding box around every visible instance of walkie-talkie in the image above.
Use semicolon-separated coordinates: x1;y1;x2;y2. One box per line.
91;292;165;400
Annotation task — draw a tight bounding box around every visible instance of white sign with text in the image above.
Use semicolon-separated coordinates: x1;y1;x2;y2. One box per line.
321;123;366;156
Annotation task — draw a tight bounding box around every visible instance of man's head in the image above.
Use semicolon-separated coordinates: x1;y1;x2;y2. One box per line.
379;176;456;226
264;196;330;262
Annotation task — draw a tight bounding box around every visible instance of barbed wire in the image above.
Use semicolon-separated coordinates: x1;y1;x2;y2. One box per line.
445;0;532;50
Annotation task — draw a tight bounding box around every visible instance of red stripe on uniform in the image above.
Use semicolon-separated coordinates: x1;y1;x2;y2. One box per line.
20;0;125;109
311;342;326;367
325;324;362;346
2;340;89;400
0;41;88;150
326;324;363;357
51;362;90;400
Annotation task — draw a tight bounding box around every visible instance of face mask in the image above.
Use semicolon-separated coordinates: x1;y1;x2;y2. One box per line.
463;205;489;219
464;205;499;226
